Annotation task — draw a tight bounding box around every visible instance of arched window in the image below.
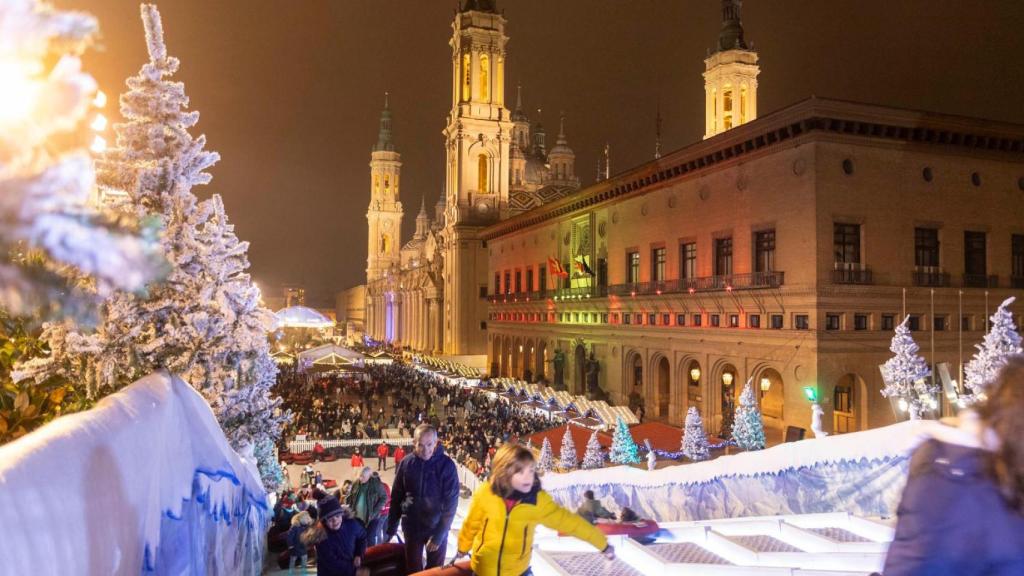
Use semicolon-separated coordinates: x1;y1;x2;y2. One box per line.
740;85;747;124
478;154;489;193
723;85;733;130
462;54;471;102
479;55;490;102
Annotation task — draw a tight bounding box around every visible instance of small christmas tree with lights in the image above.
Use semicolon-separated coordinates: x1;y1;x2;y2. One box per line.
537;437;554;474
880;315;935;419
732;378;766;451
609;416;641;464
681;406;710;461
559;426;578;470
581;430;604;469
965;297;1021;398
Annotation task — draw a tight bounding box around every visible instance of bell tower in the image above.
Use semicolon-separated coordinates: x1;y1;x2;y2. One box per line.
704;0;759;139
366;93;403;283
442;0;512;355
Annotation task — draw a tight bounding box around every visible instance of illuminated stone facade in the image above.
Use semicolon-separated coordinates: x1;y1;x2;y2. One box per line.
482;97;1024;434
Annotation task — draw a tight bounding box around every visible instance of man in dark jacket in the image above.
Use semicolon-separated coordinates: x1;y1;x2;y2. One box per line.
345;466;388;546
385;424;460;573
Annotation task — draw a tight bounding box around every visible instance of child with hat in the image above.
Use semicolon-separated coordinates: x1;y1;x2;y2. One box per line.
301;496;367;576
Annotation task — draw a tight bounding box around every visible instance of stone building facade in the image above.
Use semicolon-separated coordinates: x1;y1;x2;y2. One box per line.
482;97;1024;434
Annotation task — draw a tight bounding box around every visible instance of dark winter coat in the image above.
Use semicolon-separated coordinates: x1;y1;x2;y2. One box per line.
386;445;460;543
302;520;367;576
882;438;1024;576
345;474;387;524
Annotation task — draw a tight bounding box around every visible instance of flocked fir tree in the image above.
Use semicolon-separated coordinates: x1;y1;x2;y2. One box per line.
581;429;604;470
536;437;554;475
880;315;935;420
559;426;578;470
21;5;288;489
0;0;163;320
965;297;1021;398
609;416;641;464
681;406;710;462
731;378;766;451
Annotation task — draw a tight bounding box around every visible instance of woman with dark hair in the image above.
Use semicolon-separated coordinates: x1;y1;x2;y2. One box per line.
883;356;1024;575
456;444;614;576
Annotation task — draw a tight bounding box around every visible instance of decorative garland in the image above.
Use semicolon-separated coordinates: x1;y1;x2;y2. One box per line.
642;440;736;461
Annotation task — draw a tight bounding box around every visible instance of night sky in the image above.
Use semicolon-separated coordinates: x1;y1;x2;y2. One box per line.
68;1;1024;306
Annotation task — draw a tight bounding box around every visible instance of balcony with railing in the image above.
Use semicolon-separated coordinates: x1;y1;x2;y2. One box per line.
608;271;785;297
912;269;950;287
962;274;999;288
831;264;873;285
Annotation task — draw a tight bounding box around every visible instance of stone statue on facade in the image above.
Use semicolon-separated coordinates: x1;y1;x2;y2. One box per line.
585;352;608;401
551;349;566;391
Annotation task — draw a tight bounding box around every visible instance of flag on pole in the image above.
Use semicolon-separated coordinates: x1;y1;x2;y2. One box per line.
574;256;595;277
548;257;568;277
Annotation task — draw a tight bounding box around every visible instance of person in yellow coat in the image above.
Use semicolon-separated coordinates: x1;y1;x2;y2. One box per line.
456;444;615;576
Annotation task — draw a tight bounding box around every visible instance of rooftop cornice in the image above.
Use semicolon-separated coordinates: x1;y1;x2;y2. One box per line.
481;97;1024;241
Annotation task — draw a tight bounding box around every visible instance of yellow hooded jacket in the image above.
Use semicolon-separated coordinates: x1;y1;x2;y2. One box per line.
457;481;608;576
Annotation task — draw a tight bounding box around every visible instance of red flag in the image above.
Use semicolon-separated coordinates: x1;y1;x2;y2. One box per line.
548;257;566;277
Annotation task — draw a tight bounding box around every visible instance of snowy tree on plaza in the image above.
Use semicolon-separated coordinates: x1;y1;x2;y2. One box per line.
609;416;641;464
965;297;1021;398
536;437;554;475
21;5;288;489
581;429;604;470
558;426;578;470
880;315;935;420
731;378;766;451
681;406;710;462
0;0;163;320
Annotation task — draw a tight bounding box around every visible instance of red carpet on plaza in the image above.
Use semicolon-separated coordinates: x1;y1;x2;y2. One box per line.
528;421;723;458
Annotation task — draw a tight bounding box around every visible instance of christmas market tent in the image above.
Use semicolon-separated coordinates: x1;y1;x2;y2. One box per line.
297;343;365;370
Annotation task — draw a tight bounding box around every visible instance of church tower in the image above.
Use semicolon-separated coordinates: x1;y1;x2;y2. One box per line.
703;0;759;139
366;93;403;283
442;0;513;354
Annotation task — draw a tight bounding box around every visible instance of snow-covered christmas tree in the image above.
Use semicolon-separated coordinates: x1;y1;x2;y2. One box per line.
536;437;554;475
22;5;288;489
0;0;163;319
880;315;935;420
681;406;710;461
609;416;641;464
581;430;604;470
558;426;577;470
965;297;1021;398
731;378;766;451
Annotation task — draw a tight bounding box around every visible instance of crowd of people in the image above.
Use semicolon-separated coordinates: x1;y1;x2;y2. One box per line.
275;361;557;480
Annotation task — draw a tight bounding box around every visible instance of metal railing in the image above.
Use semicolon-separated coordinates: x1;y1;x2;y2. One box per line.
912;270;950;287
962;274;999;288
608;271;784;296
831;267;873;285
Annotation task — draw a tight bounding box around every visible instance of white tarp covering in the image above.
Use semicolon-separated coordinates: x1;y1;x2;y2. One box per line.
0;371;268;574
541;419;944;523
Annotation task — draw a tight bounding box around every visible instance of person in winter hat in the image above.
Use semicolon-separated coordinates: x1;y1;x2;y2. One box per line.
286;510;313;575
883;356;1024;576
456;444;614;576
302;496;367;576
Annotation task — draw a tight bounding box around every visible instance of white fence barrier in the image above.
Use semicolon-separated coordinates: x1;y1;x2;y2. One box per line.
287;437;414;453
456;462;483;494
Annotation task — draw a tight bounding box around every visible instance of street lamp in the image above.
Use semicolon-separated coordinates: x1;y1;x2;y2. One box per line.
689;366;701;382
760;376;771;392
722;372;734;387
